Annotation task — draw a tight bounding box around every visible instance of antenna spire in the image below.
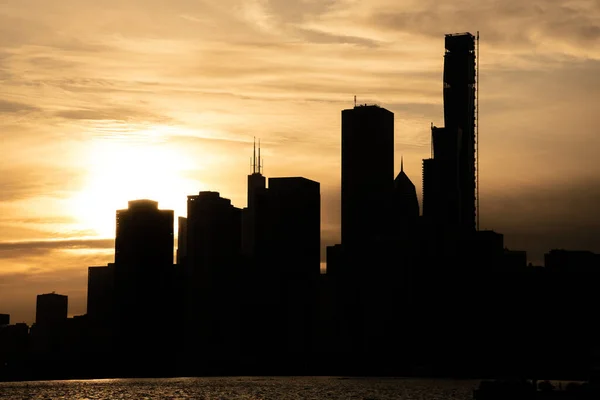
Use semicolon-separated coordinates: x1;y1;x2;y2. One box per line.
401;155;404;172
258;138;262;174
354;95;356;107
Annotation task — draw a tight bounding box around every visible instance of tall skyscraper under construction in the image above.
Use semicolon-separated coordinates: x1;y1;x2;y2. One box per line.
445;32;477;231
423;32;478;232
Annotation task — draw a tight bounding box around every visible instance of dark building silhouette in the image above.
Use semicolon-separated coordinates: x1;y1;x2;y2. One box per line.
422;32;478;233
113;200;174;367
267;177;321;277
7;31;600;382
241;138;267;260
422;126;461;229
35;293;68;326
341;104;394;245
31;293;69;369
443;32;477;232
87;263;115;324
504;249;527;268
393;157;419;236
115;199;174;269
0;322;29;376
185;191;241;276
176;216;187;265
113;200;174;320
326;244;343;277
85;264;115;365
464;230;505;269
545;249;600;272
184;191;242;359
267;177;321;356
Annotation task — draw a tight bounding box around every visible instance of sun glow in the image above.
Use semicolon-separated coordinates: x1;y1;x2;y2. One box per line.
70;129;204;238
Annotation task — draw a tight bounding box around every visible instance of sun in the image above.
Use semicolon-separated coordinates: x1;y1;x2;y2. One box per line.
69;129;204;238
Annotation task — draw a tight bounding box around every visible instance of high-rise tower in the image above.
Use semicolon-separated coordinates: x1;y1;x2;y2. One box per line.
247;137;266;210
115;199;174;270
443;32;477;231
422;125;461;229
36;292;68;326
341;104;394;245
113;200;174;350
242;137;268;258
267;177;321;277
393;157;419;235
186;191;242;276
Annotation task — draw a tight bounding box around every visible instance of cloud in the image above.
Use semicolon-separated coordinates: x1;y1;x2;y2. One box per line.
0;238;114;255
0;99;41;114
0;166;84;202
54;107;172;123
302;0;600;66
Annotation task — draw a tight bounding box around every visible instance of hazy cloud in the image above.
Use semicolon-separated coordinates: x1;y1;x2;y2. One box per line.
0;238;114;252
54;107;172;124
0;166;83;201
0;99;40;114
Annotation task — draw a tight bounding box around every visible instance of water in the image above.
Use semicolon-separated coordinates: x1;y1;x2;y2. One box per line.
0;376;477;399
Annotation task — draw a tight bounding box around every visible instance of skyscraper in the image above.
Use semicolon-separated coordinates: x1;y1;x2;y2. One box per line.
176;216;188;265
87;264;115;324
186;191;242;276
443;32;477;231
422;33;478;232
341;104;394;245
242;138;267;259
184;191;242;357
115;199;174;270
35;292;68;326
256;176;321;357
113;200;174;358
267;177;321;277
393;157;419;236
422;126;461;228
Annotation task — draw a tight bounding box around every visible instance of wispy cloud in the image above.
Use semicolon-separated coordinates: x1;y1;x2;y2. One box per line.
0;99;41;114
0;238;114;252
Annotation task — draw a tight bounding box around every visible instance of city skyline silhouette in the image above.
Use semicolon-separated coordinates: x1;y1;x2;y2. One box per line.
2;30;600;383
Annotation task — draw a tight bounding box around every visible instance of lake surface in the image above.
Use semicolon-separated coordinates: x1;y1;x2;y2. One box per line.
0;376;478;399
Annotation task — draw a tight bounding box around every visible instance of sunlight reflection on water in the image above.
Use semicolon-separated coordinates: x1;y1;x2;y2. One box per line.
0;376;478;400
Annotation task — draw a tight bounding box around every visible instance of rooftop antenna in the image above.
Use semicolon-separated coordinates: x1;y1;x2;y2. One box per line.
258;138;262;174
354;95;356;107
401;155;404;172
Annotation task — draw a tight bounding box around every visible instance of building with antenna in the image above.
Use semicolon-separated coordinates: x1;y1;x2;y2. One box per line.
341;104;394;246
242;137;268;259
247;137;265;210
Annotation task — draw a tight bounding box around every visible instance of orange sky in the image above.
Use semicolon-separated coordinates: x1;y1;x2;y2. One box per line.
1;0;600;324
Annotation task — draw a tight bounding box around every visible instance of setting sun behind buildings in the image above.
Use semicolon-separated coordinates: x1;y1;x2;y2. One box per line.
69;127;207;239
